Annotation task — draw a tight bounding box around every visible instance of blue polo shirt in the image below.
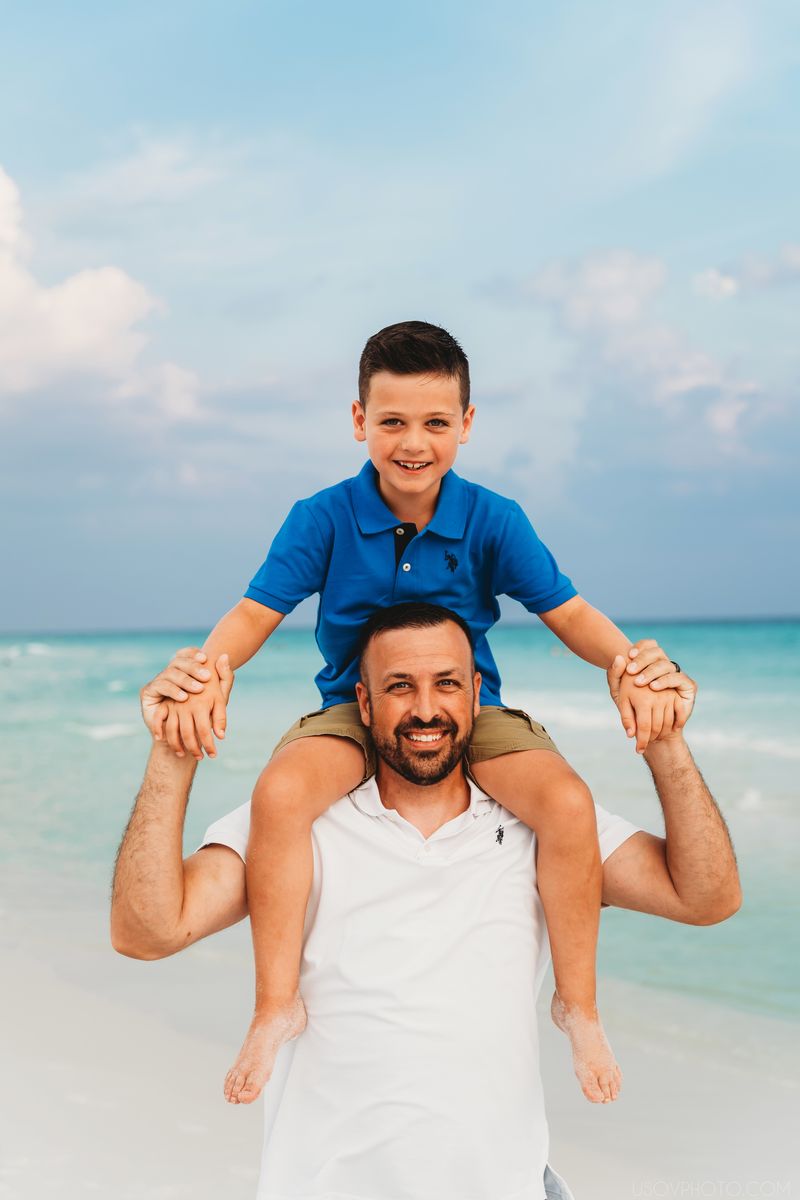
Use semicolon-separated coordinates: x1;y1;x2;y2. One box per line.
245;462;576;708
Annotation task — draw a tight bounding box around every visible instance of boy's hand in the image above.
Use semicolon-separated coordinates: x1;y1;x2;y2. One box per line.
141;647;234;759
607;654;696;751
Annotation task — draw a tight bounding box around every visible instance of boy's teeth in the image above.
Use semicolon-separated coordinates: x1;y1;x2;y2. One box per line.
398;461;428;470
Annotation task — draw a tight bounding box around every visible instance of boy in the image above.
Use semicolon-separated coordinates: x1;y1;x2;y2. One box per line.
156;321;683;1109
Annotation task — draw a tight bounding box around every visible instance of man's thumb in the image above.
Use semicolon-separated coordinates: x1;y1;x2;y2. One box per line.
216;653;235;698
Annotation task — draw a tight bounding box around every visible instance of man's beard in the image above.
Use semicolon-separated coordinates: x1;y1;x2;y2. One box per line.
369;707;474;786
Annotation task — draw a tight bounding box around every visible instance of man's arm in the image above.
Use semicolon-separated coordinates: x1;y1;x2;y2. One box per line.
111;660;248;960
601;736;742;925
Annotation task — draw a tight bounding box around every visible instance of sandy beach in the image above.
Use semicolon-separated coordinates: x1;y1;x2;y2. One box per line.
3;865;797;1200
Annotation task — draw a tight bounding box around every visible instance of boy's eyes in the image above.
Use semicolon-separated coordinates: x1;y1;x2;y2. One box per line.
379;418;450;428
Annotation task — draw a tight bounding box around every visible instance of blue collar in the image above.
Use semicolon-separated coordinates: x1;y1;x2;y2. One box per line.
351;461;468;539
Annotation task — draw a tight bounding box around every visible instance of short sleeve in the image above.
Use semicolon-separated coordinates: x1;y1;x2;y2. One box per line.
198;800;252;863
491;501;577;613
594;802;642;862
245;500;331;614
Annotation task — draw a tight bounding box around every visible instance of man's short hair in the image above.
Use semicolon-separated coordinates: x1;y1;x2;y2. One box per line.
358;321;471;412
358;602;475;680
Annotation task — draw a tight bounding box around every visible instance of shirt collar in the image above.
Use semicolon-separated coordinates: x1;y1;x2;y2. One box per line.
350;773;494;821
351;461;468;540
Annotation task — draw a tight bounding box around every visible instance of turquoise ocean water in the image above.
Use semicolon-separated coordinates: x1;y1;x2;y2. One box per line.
2;621;798;1021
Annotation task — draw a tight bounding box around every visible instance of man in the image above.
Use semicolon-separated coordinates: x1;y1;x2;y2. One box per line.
112;603;741;1200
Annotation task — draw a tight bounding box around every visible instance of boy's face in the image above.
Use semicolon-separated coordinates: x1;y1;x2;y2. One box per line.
352;372;475;506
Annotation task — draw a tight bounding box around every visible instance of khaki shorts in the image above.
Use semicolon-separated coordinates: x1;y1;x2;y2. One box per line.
271;701;559;784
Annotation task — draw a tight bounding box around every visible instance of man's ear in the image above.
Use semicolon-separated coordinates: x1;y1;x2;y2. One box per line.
352;401;367;443
473;671;482;719
355;680;371;726
459;404;476;445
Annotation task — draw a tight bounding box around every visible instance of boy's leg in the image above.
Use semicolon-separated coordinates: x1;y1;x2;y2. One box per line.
225;715;367;1105
470;713;620;1104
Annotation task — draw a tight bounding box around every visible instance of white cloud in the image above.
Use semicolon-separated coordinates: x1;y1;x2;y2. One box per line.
693;268;739;299
0;165;198;417
695;244;800;297
527;250;757;441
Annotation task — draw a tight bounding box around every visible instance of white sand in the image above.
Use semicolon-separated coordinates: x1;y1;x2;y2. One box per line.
2;872;798;1199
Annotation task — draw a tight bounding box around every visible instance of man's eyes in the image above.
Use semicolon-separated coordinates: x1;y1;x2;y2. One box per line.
386;679;459;690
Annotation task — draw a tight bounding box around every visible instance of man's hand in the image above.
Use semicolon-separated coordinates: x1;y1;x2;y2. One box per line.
140;647;234;759
607;653;696;750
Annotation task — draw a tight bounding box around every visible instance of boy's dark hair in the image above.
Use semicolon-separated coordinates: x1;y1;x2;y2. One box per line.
358;321;470;412
358;601;475;679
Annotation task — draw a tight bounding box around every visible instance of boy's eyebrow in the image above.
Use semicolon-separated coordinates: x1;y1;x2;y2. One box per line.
374;409;457;418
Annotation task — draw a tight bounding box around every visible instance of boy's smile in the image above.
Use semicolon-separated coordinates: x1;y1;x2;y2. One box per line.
352;371;475;527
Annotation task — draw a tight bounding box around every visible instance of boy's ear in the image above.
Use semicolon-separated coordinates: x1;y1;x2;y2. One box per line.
352;401;367;442
459;404;476;445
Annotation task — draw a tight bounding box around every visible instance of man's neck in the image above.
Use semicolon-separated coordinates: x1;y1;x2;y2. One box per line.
374;760;471;839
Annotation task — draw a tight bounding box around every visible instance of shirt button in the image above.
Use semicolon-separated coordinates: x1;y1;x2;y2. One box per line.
396;527;405;536
402;563;411;572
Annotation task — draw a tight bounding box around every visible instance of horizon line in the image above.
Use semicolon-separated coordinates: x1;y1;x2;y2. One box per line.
2;614;799;639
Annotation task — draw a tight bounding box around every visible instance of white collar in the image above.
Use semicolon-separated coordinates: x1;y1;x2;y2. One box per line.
349;773;495;821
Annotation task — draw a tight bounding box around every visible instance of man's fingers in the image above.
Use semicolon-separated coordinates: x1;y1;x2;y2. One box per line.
626;642;669;674
649;702;665;743
633;658;675;686
173;646;205;661
169;656;212;684
215;654;235;703
606;653;626;702
211;695;227;741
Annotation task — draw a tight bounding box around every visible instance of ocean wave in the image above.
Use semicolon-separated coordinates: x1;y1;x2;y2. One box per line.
70;723;141;741
508;692;800;760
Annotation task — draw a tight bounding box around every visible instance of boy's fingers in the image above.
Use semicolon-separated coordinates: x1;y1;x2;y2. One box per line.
165;706;185;757
155;680;190;702
635;710;652;753
151;701;169;740
649;703;665;743
606;654;626;703
194;713;217;759
649;670;683;690
179;709;203;761
618;692;636;738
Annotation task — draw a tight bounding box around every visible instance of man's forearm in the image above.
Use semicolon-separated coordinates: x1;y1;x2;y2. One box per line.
111;743;198;958
643;737;742;923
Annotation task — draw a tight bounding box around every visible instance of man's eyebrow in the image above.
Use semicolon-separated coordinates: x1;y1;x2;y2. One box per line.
381;668;465;682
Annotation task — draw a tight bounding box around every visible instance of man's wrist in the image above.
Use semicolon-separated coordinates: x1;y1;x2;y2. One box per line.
149;738;199;779
643;733;689;767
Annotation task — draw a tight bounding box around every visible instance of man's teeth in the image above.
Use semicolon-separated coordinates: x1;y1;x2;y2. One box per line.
397;461;429;470
406;731;445;742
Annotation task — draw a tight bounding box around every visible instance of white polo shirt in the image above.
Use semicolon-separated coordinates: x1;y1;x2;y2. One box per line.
201;779;640;1200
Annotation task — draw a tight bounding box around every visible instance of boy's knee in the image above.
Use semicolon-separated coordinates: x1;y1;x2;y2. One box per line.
251;764;304;819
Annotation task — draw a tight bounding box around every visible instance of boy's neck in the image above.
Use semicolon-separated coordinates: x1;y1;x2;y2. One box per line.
377;476;442;531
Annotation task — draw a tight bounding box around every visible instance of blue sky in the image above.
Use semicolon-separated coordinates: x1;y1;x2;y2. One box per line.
2;0;799;631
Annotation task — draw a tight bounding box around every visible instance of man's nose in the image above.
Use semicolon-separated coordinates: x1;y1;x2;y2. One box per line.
411;686;440;723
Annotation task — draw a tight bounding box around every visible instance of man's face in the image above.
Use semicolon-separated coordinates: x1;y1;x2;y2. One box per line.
355;621;481;786
352;372;475;509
